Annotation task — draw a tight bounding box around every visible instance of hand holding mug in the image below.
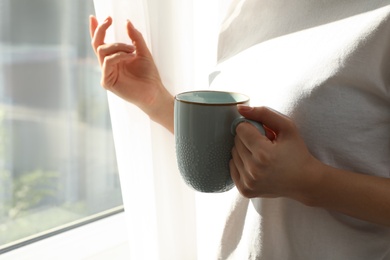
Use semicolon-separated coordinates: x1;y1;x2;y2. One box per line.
230;106;317;200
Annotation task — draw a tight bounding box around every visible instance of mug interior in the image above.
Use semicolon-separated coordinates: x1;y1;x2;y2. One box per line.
175;90;249;105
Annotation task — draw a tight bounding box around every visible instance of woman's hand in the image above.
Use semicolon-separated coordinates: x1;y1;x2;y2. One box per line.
230;106;319;201
230;106;390;227
89;16;174;132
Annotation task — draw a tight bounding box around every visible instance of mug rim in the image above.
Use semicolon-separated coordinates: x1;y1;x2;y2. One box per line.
175;90;249;106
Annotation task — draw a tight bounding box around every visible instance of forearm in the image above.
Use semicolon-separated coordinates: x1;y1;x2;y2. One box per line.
301;162;390;227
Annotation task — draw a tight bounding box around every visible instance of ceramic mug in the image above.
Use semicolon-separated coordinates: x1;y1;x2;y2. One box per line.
174;90;265;193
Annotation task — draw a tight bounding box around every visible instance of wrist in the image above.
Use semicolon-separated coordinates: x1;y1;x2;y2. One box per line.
292;157;328;208
144;84;174;133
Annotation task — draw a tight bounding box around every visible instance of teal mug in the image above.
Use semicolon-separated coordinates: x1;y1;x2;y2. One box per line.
174;90;265;193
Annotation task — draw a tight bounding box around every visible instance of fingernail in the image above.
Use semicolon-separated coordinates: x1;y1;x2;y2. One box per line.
237;104;254;112
127;19;136;30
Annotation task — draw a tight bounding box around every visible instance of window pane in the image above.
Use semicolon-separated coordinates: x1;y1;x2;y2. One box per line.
0;0;123;247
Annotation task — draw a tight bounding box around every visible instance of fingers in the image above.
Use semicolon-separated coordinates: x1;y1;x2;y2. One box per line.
100;52;135;88
230;156;240;185
89;16;150;65
126;20;152;57
237;106;295;138
235;122;273;155
230;151;252;197
96;43;135;66
233;135;252;172
89;16;135;66
230;135;262;198
231;106;307;199
89;15;98;39
90;16;112;54
230;156;256;198
263;125;277;141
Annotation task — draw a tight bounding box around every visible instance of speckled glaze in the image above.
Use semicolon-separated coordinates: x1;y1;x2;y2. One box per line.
174;90;264;193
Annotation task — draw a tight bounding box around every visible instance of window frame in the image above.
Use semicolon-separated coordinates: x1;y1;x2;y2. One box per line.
0;207;129;259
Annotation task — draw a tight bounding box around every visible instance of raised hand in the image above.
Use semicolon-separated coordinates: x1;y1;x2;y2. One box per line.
89;16;174;132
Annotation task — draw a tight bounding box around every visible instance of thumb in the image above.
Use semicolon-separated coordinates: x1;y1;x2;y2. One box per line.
89;15;98;40
237;106;294;138
126;20;152;57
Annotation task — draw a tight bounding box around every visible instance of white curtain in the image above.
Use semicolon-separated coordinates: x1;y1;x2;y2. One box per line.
93;0;234;259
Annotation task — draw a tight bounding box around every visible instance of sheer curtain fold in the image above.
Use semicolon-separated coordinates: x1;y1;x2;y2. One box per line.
93;0;232;259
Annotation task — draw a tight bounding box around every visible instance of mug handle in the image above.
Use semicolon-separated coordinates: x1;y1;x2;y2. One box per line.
231;117;266;136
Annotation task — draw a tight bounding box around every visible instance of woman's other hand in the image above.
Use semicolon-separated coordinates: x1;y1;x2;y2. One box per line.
89;16;174;132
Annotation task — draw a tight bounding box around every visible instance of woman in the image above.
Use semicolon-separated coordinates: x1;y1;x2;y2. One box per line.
90;0;390;258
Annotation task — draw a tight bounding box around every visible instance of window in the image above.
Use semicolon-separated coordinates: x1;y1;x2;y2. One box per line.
0;0;123;252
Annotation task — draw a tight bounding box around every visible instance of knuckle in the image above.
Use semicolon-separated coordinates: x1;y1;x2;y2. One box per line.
99;79;107;89
103;55;112;65
100;77;112;90
239;187;254;198
245;179;257;191
96;45;104;54
239;187;252;198
257;106;268;114
246;160;261;176
235;123;246;134
247;164;258;177
250;172;262;184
